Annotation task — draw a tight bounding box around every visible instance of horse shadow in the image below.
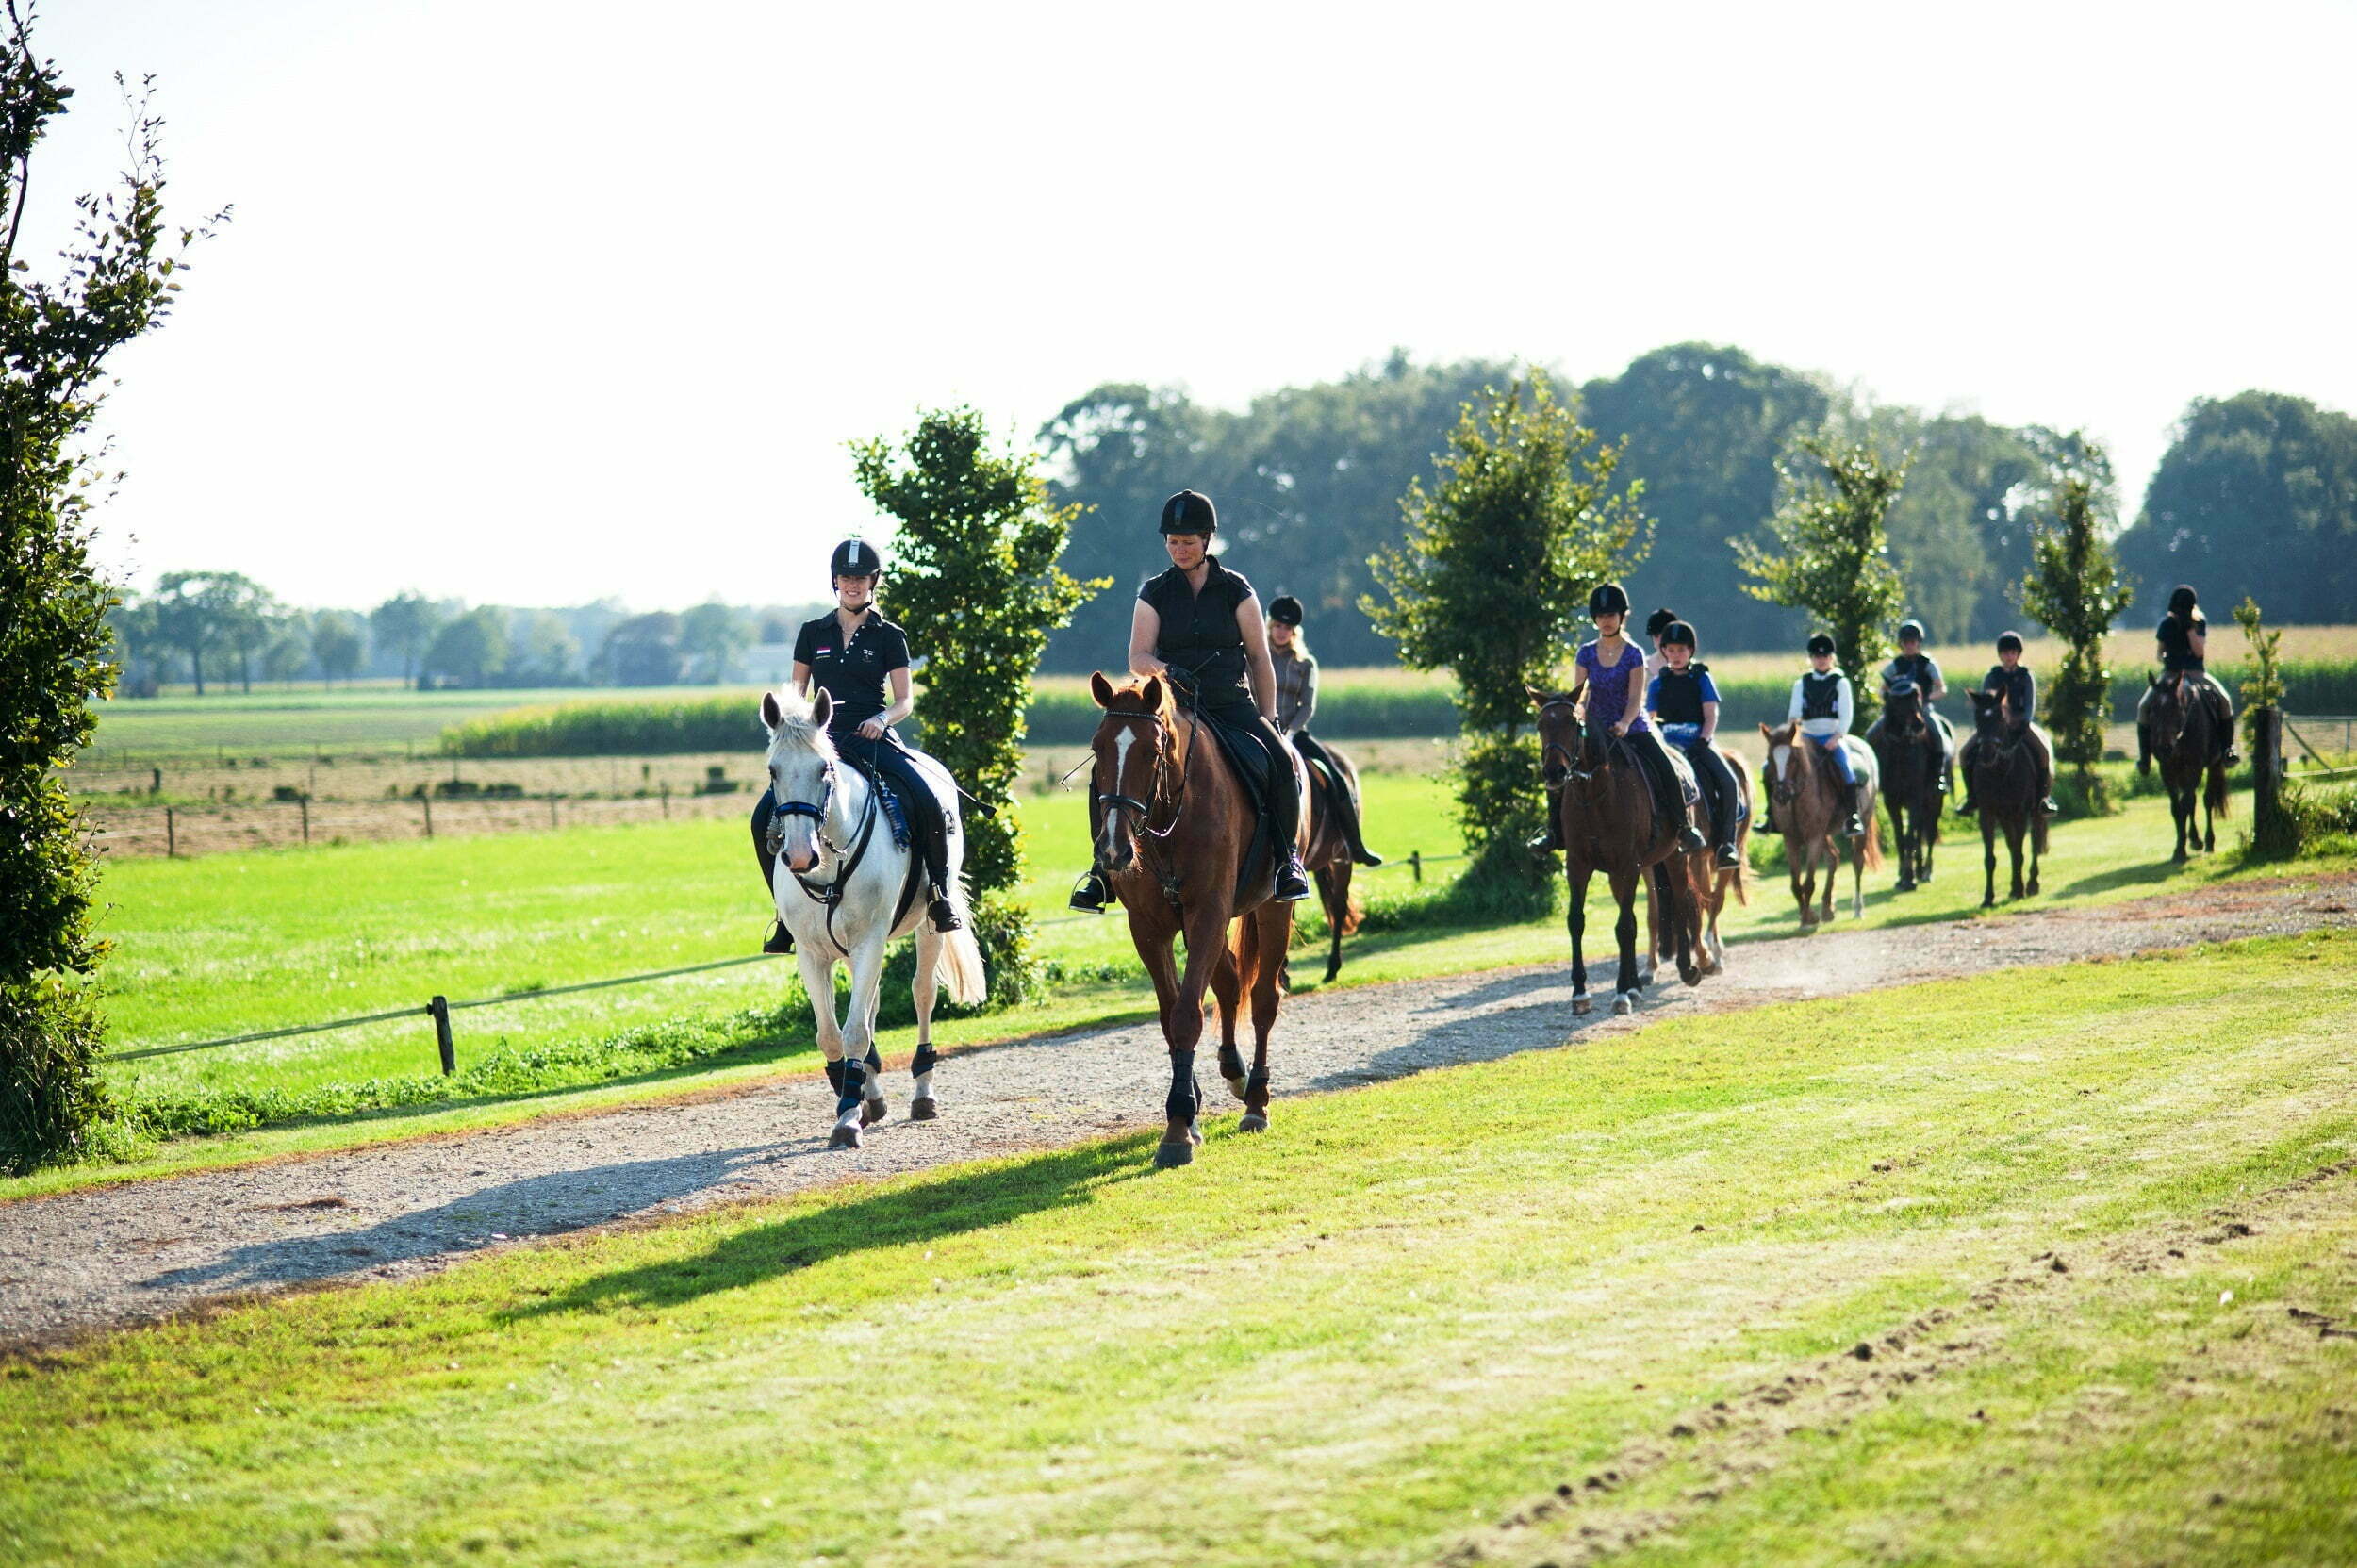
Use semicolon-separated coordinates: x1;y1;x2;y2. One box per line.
138;1147;778;1296
504;1135;1155;1320
1305;971;1601;1091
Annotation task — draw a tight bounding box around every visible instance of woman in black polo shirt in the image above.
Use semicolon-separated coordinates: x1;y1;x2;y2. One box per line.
752;538;960;953
2137;585;2237;771
1069;489;1310;912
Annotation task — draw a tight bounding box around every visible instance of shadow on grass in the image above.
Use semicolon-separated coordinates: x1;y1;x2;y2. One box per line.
506;1133;1158;1319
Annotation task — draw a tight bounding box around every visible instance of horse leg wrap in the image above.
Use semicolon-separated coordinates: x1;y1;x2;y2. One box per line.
1244;1069;1271;1105
1217;1043;1245;1084
824;1059;848;1096
1165;1052;1199;1123
865;1044;882;1074
836;1054;868;1116
910;1044;939;1079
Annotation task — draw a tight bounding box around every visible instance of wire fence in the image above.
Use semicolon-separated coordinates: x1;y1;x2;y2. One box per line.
88;785;751;859
2283;714;2357;780
104;849;1473;1075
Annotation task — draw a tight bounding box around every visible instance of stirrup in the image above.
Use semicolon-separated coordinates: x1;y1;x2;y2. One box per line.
1067;870;1110;914
1677;825;1707;852
1841;813;1866;839
927;895;963;933
763;919;795;956
1274;852;1311;902
1714;843;1742;870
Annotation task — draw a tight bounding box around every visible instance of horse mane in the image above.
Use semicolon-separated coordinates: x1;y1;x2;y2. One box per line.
763;689;839;761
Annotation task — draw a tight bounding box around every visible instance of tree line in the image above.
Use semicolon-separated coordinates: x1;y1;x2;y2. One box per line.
1038;344;2350;669
105;581;832;694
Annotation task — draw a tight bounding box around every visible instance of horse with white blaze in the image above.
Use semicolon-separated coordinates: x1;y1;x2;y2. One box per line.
761;687;986;1147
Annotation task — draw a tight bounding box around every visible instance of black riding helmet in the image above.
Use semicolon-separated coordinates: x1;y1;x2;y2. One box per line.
1806;633;1837;658
1898;618;1926;642
1268;594;1304;626
1160;489;1218;535
1661;619;1697;650
2168;585;2198;615
1996;630;2025;654
1644;607;1678;639
831;538;882;579
1589;582;1631;618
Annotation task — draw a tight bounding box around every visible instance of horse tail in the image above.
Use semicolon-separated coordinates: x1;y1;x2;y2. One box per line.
2033;806;2050;855
2206;759;2232;819
940;918;987;1007
1860;801;1885;871
1337;872;1364;937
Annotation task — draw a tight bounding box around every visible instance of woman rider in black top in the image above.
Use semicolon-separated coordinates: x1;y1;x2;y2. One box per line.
2137;585;2237;770
752;538;960;954
1068;489;1311;912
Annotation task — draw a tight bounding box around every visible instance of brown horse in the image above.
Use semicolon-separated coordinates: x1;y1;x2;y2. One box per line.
1868;684;1947;892
1646;742;1753;977
1087;672;1304;1168
1758;721;1883;930
1299;740;1367;984
1963;690;2049;904
2145;672;2231;860
1537;697;1699;1015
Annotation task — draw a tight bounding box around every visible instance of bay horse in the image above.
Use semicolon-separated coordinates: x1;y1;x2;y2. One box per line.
1757;720;1883;930
2146;672;2231;860
1300;739;1368;984
1535;695;1699;1016
1868;683;1947;892
1087;672;1304;1168
1963;689;2049;904
1645;741;1753;978
761;688;988;1149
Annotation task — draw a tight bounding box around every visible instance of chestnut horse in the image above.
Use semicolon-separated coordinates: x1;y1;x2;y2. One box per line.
1868;683;1947;892
1536;695;1699;1016
1087;673;1305;1168
1647;743;1753;979
2145;671;2231;860
1758;720;1883;929
1963;689;2049;904
1299;740;1367;984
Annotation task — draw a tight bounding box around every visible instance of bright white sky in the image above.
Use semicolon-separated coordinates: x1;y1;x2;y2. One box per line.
32;0;2357;613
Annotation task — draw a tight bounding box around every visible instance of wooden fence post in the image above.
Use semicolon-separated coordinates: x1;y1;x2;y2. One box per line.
429;995;455;1075
1409;850;1423;884
164;805;175;859
300;796;310;844
422;792;434;839
660;781;670;819
2252;704;2283;850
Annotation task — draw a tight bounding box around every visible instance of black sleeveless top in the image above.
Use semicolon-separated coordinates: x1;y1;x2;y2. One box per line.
1983;664;2036;722
1652;662;1712;726
793;610;911;734
1799;669;1844;721
1139;555;1255;697
2157;612;2205;673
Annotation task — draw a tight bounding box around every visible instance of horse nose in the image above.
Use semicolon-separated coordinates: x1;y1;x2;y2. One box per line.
785;845;816;873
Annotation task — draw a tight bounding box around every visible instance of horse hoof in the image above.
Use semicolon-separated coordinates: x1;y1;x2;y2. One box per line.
828;1124;862;1150
1679;966;1701;988
861;1097;888;1128
1323;964;1341;983
909;1096;939;1122
1224;1075;1248;1103
1238;1113;1268;1134
1612;994;1633;1016
1153;1140;1195;1169
1896;879;1916;893
1574;995;1592;1016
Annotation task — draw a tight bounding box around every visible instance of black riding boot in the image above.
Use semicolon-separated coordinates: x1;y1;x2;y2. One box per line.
751;792;794;954
1843;780;1869;839
1331;778;1384;867
1528;792;1565;852
1069;867;1112;913
1636;731;1706;852
1953;740;1978;817
918;814;961;933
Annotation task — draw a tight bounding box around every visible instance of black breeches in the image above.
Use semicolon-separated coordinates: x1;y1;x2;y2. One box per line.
1201;695;1301;850
1625;729;1689;833
1678;738;1740;842
842;734;952;892
1293;730;1369;853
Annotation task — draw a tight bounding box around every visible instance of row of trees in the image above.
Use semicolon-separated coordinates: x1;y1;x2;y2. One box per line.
106;583;829;693
1039;345;2342;668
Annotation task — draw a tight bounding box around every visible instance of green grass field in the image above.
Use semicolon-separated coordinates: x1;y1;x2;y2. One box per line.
8;933;2353;1565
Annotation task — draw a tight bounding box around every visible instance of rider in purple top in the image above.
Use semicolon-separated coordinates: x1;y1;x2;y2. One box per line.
1578;637;1649;734
1531;583;1706;854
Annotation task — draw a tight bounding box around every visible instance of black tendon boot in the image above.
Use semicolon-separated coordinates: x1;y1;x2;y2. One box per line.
1068;867;1111;913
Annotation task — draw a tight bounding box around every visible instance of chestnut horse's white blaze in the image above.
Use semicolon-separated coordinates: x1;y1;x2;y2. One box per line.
761;687;985;1149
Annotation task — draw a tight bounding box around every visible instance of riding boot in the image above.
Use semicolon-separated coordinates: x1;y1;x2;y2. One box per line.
1528;795;1564;852
920;824;962;933
1706;767;1741;869
752;793;793;953
2136;719;2152;777
1637;732;1706;852
1953;740;1978;816
1757;765;1777;834
1274;847;1311;901
1333;779;1384;867
764;919;795;955
1842;781;1868;839
1068;868;1112;914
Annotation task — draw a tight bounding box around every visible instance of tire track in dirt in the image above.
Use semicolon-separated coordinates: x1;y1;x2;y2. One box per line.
2;875;2350;1346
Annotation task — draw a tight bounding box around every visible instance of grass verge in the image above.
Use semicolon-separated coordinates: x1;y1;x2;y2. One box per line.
4;932;2353;1565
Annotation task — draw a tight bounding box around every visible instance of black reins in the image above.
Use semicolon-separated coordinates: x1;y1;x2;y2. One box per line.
772;755;882;956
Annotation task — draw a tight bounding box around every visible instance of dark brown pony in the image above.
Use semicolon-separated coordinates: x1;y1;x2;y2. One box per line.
2146;672;2231;860
1868;684;1947;892
1299;741;1367;984
1758;721;1883;929
1536;696;1698;1016
1964;689;2049;904
1087;672;1303;1168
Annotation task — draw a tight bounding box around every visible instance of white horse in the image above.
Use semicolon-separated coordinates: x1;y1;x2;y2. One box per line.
761;688;987;1148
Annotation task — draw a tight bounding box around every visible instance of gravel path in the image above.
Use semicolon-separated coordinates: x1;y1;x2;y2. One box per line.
4;875;2350;1345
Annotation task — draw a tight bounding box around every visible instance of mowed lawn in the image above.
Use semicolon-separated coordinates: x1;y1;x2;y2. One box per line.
7;933;2354;1566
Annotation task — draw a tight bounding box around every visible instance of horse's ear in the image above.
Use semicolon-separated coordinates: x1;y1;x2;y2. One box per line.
2149;672;2162;687
760;690;783;732
1527;685;1549;710
1142;674;1164;712
1758;723;1773;740
811;688;832;729
1090;671;1115;708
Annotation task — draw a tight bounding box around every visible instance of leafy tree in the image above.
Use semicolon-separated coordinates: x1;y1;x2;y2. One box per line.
1365;372;1648;911
679;600;750;685
423;605;510;688
2019;438;2133;799
853;405;1101;1004
2118;391;2357;623
2;9;209;1170
257;612;311;685
103;598;163;696
148;570;267;695
504;610;579;685
370;590;446;685
309;609;366;685
1733;437;1908;723
598;612;683;686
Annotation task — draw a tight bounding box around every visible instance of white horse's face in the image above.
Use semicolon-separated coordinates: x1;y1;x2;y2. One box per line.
766;732;836;875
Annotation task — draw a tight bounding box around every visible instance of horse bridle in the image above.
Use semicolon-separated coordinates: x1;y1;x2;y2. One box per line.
1538;699;1596;784
768;756;880;955
1094;709;1186;841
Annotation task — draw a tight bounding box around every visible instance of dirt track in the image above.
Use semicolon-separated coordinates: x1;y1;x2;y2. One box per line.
3;874;2350;1345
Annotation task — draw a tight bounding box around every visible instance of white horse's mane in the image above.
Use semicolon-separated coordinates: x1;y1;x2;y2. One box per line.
763;689;838;763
